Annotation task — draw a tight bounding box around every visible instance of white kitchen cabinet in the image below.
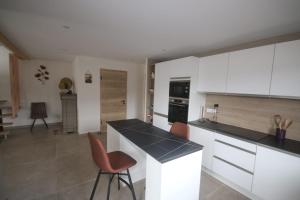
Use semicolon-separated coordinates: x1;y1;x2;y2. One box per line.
162;57;203;122
198;53;229;93
212;133;256;191
154;56;204;122
270;40;300;97
252;146;300;200
215;134;257;153
212;157;253;191
189;126;214;170
227;45;275;95
167;56;199;78
214;140;256;172
153;114;171;132
153;62;171;115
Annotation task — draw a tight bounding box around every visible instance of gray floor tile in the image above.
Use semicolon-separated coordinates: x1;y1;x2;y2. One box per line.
0;125;248;200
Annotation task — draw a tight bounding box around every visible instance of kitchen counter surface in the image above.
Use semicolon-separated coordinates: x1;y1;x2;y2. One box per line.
107;119;203;163
189;120;267;143
258;135;300;157
189;120;300;157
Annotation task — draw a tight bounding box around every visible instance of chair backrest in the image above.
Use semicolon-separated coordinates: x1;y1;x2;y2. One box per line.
88;133;113;172
170;122;189;140
31;102;47;119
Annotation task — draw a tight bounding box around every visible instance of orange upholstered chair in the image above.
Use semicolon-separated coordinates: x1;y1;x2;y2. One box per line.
88;133;137;200
170;122;189;140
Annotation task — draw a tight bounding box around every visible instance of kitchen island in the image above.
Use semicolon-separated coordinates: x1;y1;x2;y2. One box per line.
107;119;203;200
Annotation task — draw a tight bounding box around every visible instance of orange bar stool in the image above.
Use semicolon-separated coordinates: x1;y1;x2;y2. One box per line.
170;122;189;140
88;133;137;200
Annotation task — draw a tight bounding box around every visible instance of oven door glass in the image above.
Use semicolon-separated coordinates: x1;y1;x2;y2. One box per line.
168;102;188;123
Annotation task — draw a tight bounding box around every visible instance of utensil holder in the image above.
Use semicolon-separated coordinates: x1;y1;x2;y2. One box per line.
275;128;286;142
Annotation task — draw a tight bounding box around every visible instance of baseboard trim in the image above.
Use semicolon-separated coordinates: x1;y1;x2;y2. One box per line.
6;122;62;130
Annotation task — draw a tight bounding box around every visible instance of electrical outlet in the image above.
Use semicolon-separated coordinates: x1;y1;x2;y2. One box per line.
206;108;216;113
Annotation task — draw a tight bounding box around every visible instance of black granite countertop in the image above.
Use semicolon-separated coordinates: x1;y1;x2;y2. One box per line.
189;120;300;157
258;135;300;157
107;119;203;163
189;120;267;143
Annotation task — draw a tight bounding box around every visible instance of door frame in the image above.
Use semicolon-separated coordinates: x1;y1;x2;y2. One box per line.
100;68;128;132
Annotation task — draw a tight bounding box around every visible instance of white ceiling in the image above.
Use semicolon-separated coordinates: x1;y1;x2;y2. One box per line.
0;0;300;63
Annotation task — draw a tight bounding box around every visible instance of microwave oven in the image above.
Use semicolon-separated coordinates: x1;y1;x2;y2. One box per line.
169;80;190;99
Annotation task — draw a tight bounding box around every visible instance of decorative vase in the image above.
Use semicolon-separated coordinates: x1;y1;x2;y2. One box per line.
275;128;286;142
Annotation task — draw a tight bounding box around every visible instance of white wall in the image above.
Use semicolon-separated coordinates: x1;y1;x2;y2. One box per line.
73;56;144;134
12;59;73;126
0;46;11;101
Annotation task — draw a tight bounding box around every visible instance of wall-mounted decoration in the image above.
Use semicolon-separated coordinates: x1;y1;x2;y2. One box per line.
85;72;92;83
34;65;50;84
59;77;73;94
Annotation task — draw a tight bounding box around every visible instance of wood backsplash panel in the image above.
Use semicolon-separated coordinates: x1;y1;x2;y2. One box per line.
205;94;300;141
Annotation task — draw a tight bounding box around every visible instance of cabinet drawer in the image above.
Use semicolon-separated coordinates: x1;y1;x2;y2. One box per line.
215;134;256;153
213;157;253;191
214;140;256;172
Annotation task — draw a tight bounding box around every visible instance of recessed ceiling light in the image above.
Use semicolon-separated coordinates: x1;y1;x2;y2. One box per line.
62;25;70;29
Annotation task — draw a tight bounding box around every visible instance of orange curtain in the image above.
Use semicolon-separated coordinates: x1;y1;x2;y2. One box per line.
9;53;20;118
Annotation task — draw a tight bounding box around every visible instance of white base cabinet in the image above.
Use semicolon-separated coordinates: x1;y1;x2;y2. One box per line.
178;126;300;200
212;157;253;191
212;133;256;192
214;140;256;172
189;126;215;170
252;146;300;200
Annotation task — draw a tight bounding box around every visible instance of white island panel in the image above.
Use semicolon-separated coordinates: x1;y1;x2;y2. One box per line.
146;152;202;200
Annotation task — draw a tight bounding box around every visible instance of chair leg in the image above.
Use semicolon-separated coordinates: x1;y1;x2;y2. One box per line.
118;173;120;190
127;169;137;200
107;174;115;200
31;119;36;132
42;118;48;129
90;170;102;200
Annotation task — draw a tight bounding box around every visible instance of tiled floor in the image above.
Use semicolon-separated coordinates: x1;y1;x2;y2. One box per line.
0;125;249;200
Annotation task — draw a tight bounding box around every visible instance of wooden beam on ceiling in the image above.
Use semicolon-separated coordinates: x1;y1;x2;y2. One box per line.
0;31;30;60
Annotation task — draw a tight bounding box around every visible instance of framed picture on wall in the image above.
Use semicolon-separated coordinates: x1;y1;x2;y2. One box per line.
85;73;92;83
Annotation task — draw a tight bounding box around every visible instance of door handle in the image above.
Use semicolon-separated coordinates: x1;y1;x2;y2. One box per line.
121;100;126;105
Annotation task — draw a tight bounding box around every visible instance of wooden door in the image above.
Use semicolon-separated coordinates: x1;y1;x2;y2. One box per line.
100;69;127;133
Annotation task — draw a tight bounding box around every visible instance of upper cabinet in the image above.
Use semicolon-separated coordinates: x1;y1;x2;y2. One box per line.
270;40;300;97
198;53;229;93
226;45;275;95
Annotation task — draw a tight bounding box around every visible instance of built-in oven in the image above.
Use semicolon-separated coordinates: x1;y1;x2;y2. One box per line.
168;97;189;123
169;79;190;99
168;78;190;123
